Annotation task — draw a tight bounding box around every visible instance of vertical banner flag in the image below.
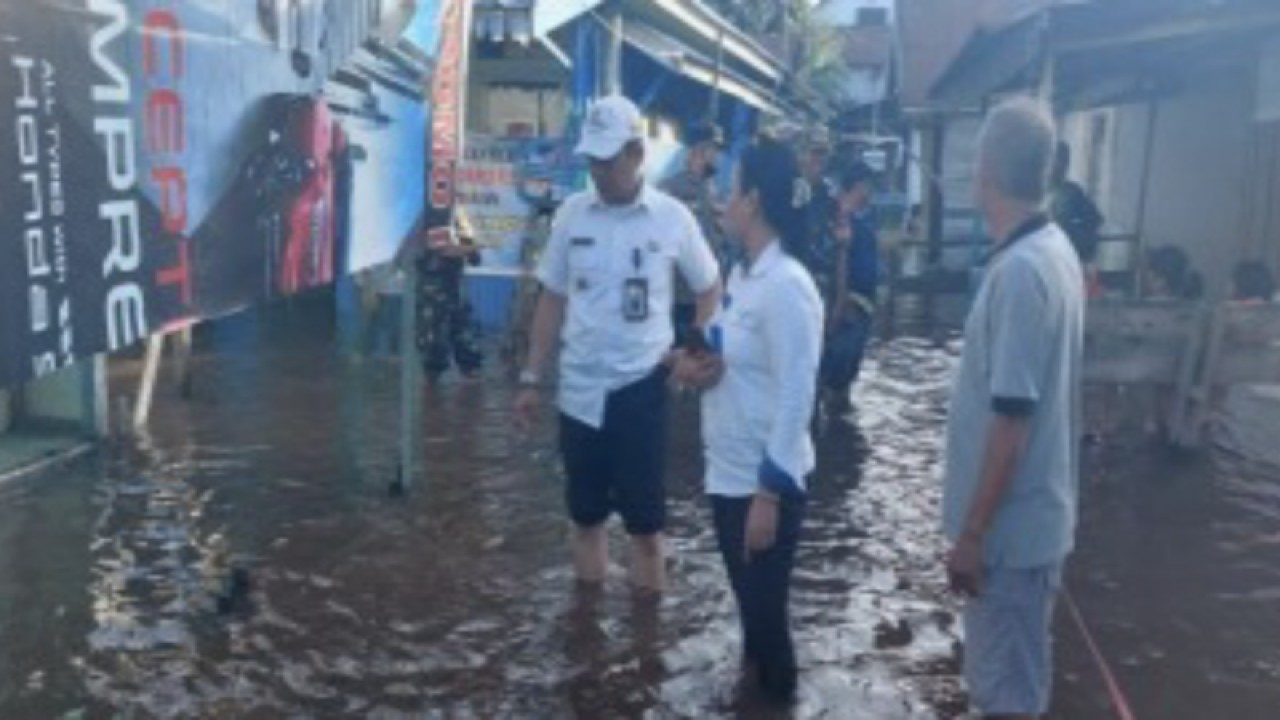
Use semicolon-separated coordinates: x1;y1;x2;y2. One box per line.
422;0;473;247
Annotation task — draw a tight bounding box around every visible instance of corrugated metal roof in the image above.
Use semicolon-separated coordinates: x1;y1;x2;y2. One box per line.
976;0;1065;31
896;0;987;109
623;19;782;112
927;0;1280;107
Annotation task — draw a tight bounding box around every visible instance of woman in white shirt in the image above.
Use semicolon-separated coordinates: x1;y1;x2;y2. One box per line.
674;138;824;705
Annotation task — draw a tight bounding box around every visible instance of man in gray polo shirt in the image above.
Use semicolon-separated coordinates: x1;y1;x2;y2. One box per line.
942;99;1084;719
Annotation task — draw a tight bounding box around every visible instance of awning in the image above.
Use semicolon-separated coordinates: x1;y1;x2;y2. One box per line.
533;0;604;39
930;14;1046;107
932;1;1280;108
623;19;781;114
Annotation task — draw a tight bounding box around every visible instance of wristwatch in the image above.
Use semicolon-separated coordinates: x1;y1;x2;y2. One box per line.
519;369;542;388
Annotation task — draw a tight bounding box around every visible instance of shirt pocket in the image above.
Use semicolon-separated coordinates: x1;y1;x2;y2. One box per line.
649;242;678;295
567;244;607;295
724;307;763;358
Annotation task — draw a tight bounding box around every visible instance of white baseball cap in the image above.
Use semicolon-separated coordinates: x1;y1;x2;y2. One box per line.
574;95;645;160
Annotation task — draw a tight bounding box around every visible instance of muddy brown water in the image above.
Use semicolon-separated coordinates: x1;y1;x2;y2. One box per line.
0;298;1277;718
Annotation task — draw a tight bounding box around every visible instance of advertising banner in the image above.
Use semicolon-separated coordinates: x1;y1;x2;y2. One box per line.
421;0;471;248
0;0;446;388
459;134;582;259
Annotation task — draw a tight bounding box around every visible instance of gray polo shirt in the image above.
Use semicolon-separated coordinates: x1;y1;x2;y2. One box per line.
942;219;1084;569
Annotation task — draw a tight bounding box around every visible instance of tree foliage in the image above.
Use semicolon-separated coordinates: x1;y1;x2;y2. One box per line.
701;0;850;117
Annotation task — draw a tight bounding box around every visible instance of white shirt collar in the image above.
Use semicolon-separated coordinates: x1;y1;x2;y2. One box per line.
590;183;654;213
743;240;785;279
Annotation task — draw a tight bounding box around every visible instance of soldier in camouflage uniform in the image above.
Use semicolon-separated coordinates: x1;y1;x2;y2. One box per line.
503;203;555;368
797;126;836;272
415;214;484;381
813;160;880;415
661;123;727;344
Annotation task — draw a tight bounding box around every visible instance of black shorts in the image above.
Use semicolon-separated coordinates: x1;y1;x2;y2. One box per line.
559;368;669;536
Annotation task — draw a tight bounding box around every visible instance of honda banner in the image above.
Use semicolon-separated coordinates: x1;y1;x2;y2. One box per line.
0;0;449;387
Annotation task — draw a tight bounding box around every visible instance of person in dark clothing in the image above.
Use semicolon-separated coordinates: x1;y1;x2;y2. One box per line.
672;138;822;707
663;123;727;345
799;127;836;269
663;123;726;256
1134;244;1202;439
1050;142;1105;297
362;263;405;358
1144;245;1203;301
813;160;880;415
416;216;484;381
1232;260;1276;303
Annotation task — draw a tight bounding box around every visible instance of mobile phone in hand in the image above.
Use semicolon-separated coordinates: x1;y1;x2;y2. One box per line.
684;326;720;355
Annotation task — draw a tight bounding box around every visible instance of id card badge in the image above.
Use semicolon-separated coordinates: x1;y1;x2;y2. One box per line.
708;325;723;354
623;278;650;322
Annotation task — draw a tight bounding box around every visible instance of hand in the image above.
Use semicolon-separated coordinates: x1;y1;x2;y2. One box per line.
699;355;726;389
514;387;542;433
669;349;697;386
433;242;477;259
744;494;780;559
671;351;725;392
946;533;985;598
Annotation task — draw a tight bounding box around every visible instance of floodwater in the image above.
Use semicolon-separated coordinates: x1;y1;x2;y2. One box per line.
0;296;1277;718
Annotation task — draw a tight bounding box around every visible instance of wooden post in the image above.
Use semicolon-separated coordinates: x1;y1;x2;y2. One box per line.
708;29;726;120
924;120;945;266
604;3;623;96
397;262;423;494
133;334;165;431
1169;306;1212;447
173;325;195;399
910;119;946;330
397;0;474;495
1132;100;1160;296
83;355;109;438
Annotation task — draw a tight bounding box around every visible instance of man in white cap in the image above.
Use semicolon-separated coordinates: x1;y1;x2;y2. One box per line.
515;95;721;593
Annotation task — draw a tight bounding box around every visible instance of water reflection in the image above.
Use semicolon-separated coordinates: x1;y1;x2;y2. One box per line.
0;300;1276;717
75;304;968;717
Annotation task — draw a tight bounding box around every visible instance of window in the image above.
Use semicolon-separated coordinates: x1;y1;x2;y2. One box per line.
856;7;889;27
484;83;566;137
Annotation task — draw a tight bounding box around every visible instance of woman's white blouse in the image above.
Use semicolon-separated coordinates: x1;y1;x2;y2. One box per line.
702;241;825;497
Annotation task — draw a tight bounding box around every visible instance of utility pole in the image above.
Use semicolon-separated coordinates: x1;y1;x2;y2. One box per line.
709;29;726;120
604;1;624;96
397;0;474;496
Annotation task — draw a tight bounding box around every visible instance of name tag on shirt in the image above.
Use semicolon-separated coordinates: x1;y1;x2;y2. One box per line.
623;278;650;322
571;237;595;247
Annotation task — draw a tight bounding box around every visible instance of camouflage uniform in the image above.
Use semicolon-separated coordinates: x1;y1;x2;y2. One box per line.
801;178;838;292
505;209;553;363
662;169;728;343
662;169;728;269
415;246;484;378
813;212;879;395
